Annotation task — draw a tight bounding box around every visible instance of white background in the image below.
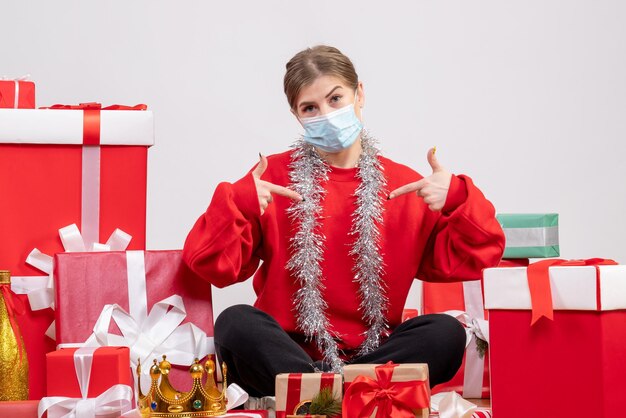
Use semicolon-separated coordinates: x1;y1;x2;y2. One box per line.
3;1;625;318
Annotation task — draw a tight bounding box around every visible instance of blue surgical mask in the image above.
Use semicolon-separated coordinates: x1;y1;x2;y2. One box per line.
299;90;363;153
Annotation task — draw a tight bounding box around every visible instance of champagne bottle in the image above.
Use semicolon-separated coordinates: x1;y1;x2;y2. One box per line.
0;270;29;400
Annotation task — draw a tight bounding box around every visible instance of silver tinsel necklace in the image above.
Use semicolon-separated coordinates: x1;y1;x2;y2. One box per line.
286;130;388;373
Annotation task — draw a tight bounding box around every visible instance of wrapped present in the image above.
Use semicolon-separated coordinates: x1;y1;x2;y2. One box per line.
54;250;215;393
275;372;342;418
421;259;528;398
483;259;625;418
421;280;489;399
0;401;39;418
0;102;152;399
40;346;133;418
496;213;559;258
343;362;430;418
10;223;132;340
0;77;35;108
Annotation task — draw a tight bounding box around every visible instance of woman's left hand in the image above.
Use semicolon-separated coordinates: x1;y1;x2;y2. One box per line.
388;147;452;212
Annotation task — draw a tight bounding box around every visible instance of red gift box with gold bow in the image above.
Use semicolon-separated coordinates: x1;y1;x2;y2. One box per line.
342;362;430;418
484;258;626;418
0;103;153;399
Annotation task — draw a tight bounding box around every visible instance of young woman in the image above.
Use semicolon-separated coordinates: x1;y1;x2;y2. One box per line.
183;45;505;397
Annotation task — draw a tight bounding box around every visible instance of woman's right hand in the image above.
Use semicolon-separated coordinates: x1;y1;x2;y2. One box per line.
253;154;303;215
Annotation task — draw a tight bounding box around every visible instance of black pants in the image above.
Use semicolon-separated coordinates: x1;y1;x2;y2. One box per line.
215;304;466;397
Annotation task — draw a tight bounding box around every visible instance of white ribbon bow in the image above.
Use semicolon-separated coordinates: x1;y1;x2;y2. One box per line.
38;385;133;418
82;293;243;411
38;347;133;418
10;224;131;339
430;392;478;418
225;384;249;411
444;310;489;347
82;295;214;392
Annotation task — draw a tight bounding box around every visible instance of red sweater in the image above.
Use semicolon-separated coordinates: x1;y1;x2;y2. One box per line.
183;150;505;359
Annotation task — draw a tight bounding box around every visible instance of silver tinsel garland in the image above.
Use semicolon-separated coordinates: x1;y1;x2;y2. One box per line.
286;130;388;372
349;133;389;356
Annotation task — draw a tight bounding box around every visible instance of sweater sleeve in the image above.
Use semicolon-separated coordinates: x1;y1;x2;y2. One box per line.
416;175;505;282
182;172;263;288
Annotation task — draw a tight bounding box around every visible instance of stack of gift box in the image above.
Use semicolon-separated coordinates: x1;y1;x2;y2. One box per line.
1;77;625;418
0;78;248;417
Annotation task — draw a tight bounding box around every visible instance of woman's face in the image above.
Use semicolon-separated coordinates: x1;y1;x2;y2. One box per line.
292;75;364;121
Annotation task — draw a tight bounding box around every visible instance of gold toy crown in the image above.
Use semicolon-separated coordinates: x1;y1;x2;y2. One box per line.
137;355;228;417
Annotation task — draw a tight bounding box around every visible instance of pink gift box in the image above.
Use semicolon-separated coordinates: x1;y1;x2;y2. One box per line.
54;250;214;391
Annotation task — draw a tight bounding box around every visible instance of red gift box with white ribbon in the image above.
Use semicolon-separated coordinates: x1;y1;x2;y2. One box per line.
0;77;35;108
421;279;491;399
0;103;153;399
41;346;134;418
54;249;215;394
275;372;342;418
421;258;529;399
484;259;626;418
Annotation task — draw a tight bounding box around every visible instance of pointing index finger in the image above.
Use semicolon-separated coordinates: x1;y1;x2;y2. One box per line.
265;182;303;201
388;178;426;199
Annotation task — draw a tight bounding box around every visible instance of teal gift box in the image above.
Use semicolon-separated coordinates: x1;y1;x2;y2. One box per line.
496;213;559;258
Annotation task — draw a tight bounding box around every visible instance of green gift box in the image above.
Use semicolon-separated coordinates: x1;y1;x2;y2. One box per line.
496;213;559;258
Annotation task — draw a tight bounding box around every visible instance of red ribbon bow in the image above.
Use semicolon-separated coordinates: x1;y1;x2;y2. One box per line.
343;362;429;418
0;284;26;364
528;258;618;325
40;102;147;145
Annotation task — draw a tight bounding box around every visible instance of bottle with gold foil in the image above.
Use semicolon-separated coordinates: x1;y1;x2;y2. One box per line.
0;270;29;400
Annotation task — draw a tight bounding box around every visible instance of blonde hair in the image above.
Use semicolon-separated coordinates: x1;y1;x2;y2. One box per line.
284;45;359;110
